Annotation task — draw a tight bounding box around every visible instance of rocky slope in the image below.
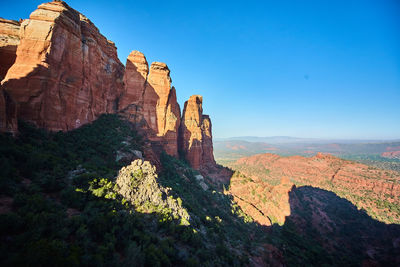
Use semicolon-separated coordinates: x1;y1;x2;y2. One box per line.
226;156;400;266
0;1;215;170
228;152;400;224
0;114;271;266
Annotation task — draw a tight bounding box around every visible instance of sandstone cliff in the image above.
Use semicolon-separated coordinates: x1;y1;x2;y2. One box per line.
119;52;181;157
179;95;216;170
1;1;124;131
0;18;20;81
0;1;216;171
0;18;20;133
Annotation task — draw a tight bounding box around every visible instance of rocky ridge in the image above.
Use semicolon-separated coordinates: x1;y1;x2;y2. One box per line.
228;152;400;224
0;1;215;170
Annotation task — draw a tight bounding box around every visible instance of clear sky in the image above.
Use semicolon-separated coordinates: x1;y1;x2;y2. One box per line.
2;0;400;139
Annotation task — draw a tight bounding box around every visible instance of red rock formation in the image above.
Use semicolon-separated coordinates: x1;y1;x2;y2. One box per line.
0;18;20;81
229;170;294;226
180;95;216;170
120;54;181;157
0;1;214;165
145;62;181;149
119;51;148;112
229;152;400;224
382;151;400;159
0;19;20;133
1;1;124;131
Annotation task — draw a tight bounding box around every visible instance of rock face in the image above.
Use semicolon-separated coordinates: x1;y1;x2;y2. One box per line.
120;53;181;157
179;95;216;170
119;50;148;113
0;1;216;171
229;173;294;226
0;18;20;133
1;1;124;131
0;18;20;81
115;159;190;224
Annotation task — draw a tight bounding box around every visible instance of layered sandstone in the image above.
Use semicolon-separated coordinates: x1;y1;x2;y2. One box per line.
179;95;216;169
0;18;20;81
1;1;124;131
119;50;148;112
229;173;294;226
119;53;181;157
0;18;21;133
229;152;400;224
0;1;216;169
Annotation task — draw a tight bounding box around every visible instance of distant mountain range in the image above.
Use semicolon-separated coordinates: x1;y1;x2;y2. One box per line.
215;136;400;144
214;139;400;172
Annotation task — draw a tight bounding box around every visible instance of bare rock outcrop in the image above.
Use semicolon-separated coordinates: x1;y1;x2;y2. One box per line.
119;50;148;114
0;18;20;133
1;1;124;131
0;2;216;170
120;54;181;157
0;18;20;81
179;95;216;170
115;159;190;224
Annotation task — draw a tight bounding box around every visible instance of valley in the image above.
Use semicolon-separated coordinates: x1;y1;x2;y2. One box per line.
0;1;399;266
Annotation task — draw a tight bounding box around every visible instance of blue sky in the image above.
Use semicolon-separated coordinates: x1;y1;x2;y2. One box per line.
2;0;400;139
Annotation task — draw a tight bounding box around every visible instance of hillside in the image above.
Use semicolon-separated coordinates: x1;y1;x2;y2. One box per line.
224;153;400;265
1;1;399;266
0;115;271;266
215;139;400;172
227;153;400;224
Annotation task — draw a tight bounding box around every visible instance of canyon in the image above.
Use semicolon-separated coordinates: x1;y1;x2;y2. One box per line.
0;1;215;170
227;152;400;224
1;1;399;266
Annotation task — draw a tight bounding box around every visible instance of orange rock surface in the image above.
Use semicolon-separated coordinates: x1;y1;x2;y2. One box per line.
119;51;148;113
1;1;124;131
0;1;216;169
382;151;400;159
179;95;216;169
119;53;181;157
229;152;400;223
0;18;20;81
229;172;294;226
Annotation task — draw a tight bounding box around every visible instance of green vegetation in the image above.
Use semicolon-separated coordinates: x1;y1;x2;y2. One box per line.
0;115;263;266
342;154;400;173
1;115;398;266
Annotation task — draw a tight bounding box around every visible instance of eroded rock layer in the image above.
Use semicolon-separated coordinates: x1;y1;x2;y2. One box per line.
119;53;181;157
0;18;20;81
180;95;216;170
1;1;124;131
229;152;400;223
0;1;216;171
119;50;148;112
